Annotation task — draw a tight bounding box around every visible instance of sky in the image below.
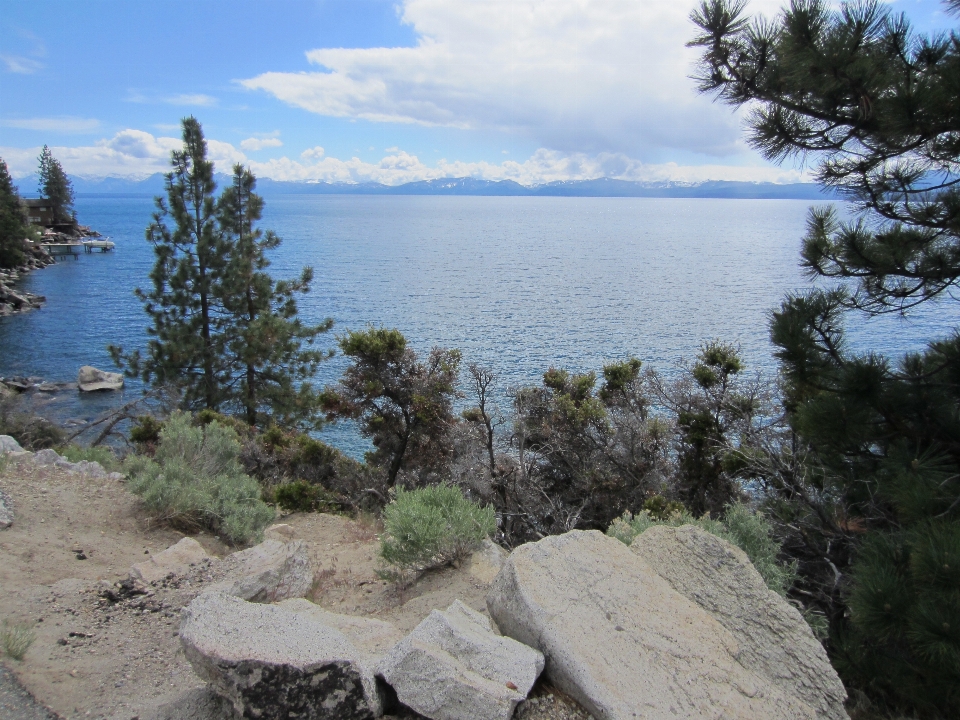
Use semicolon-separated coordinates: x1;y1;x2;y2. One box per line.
0;0;955;186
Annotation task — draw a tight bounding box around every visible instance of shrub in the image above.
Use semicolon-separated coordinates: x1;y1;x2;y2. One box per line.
0;396;65;450
378;485;496;583
271;479;340;513
1;619;35;661
129;415;163;446
57;444;120;473
125;411;274;545
608;502;796;597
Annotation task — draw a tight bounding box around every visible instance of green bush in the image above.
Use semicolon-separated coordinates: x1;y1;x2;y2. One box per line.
608;502;797;597
125;411;274;545
1;619;35;661
129;415;163;446
57;444;121;473
378;485;496;583
0;397;65;450
271;479;339;513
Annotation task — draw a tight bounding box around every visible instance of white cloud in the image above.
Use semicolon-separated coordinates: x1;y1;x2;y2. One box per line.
240;136;284;151
0;130;805;185
1;117;101;133
0;129;247;179
166;93;218;107
0;54;44;74
246;147;806;186
241;0;787;159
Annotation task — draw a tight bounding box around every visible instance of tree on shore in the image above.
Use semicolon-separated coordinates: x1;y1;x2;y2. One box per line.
112;118;331;428
216;163;333;429
111;117;225;410
691;0;960;712
320;328;461;487
37;146;75;224
0;159;27;268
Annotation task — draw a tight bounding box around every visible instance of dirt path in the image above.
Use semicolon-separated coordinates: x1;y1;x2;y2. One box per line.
0;456;592;719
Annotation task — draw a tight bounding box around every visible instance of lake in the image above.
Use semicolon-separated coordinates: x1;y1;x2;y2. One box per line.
1;194;954;456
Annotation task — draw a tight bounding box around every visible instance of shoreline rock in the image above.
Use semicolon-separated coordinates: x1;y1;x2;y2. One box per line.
0;246;54;317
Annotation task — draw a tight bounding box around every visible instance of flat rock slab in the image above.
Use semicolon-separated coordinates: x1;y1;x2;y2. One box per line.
180;591;381;720
631;525;848;720
208;539;312;602
379;600;544;720
131;537;216;584
278;599;404;667
487;530;817;720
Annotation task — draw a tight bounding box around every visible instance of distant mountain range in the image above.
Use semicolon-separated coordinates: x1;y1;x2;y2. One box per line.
17;173;840;200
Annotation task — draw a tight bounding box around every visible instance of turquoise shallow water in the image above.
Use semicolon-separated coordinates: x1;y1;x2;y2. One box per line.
1;194;955;456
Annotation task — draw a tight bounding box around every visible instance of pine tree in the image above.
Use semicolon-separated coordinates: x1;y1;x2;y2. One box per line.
691;0;960;712
110;117;226;410
37;145;75;224
0;159;27;268
215;164;333;429
320;328;461;486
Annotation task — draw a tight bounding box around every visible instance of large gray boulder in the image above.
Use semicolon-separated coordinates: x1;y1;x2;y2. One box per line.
0;435;23;454
180;591;382;720
278;599;404;668
207;539;312;602
487;530;818;720
378;600;544;720
77;365;124;392
131;537;216;584
631;525;848;720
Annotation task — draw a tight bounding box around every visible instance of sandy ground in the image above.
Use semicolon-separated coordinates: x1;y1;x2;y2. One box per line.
0;457;593;720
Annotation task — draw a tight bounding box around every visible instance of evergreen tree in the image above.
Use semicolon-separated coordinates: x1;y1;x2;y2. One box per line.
110;117;226;410
37;145;75;224
215;164;333;429
320;328;461;487
0;159;27;268
691;0;960;712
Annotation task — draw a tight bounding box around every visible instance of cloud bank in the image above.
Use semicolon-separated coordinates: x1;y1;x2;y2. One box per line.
1;129;805;186
241;0;786;159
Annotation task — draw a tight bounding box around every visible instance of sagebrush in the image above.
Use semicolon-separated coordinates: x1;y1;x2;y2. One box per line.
378;485;496;583
57;444;121;472
1;619;35;661
125;411;274;545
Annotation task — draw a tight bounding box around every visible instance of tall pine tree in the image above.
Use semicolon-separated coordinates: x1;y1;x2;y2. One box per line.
110;117;226;410
216;164;332;429
37;145;75;224
691;0;960;713
0;159;27;268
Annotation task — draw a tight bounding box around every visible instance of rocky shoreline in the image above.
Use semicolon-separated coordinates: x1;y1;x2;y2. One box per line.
0;248;53;317
0;224;107;317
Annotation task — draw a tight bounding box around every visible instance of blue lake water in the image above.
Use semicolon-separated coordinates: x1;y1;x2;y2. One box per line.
1;194;955;456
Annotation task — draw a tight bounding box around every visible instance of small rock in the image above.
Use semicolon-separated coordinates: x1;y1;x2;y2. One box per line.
77;365;124;392
131;538;215;584
468;539;508;584
207;539;311;603
32;448;63;466
0;435;24;454
263;523;297;542
180;592;381;719
0;487;13;529
378;600;544;720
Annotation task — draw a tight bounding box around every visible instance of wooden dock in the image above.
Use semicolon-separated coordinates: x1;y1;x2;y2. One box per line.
39;239;115;259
